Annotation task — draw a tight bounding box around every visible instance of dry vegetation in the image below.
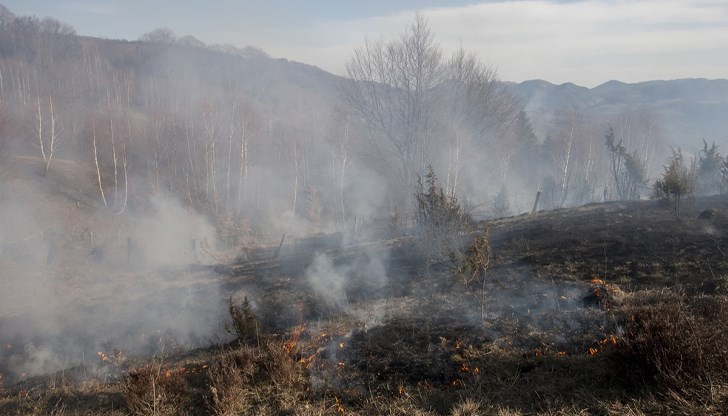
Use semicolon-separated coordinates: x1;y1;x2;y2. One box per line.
4;196;728;415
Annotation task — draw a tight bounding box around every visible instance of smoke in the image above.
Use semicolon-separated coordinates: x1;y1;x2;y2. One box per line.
131;193;219;267
305;247;390;322
0;183;227;383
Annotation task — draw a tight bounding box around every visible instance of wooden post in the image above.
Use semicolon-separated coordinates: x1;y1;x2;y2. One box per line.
46;237;54;266
273;233;287;259
190;238;198;262
531;190;541;214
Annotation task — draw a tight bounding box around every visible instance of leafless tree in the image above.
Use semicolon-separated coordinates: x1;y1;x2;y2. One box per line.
31;93;59;176
342;14;442;197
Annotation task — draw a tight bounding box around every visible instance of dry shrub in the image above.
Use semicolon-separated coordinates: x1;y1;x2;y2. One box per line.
225;295;259;344
124;362;189;416
450;398;483;416
612;290;728;403
206;340;309;416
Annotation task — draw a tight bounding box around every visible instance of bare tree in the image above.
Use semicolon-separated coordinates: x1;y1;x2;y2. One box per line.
32;93;59;176
342;14;442;198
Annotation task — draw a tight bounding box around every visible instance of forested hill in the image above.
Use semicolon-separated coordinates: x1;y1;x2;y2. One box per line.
511;78;728;151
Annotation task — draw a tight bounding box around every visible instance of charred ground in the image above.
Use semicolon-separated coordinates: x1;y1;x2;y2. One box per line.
3;196;728;415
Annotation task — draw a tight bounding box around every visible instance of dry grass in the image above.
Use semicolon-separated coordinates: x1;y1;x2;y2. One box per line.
123;361;190;416
610;290;728;410
206;339;309;416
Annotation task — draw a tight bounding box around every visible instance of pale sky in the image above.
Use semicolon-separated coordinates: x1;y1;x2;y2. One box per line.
2;0;727;87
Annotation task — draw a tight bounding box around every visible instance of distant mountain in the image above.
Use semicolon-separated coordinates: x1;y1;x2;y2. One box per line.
510;78;728;150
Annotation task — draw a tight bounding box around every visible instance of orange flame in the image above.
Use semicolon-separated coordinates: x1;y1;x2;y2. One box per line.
599;335;618;346
285;324;305;354
459;363;470;373
472;367;479;377
455;340;462;349
335;396;345;414
557;351;567;357
165;369;171;378
97;351;108;361
591;278;606;285
339;342;345;349
398;385;405;396
588;347;599;355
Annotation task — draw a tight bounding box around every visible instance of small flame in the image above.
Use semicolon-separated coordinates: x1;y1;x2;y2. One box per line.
588;347;599;355
459;363;470;373
335;396;345;414
472;367;479;377
398;385;405;396
557;351;567;357
97;351;108;361
339;342;345;349
599;335;618;346
455;340;462;349
165;369;171;378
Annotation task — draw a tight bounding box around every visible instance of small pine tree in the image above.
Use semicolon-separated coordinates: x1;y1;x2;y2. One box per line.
652;148;696;218
414;165;471;254
226;296;259;344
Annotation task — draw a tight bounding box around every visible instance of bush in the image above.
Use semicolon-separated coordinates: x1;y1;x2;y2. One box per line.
451;226;492;323
652;148;697;217
611;290;728;402
206;341;309;416
225;296;259;345
124;362;190;416
414;165;472;255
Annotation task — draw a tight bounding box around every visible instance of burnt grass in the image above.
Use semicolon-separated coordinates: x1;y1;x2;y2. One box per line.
3;196;728;414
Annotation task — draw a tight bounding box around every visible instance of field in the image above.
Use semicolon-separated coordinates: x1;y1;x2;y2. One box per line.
2;195;728;415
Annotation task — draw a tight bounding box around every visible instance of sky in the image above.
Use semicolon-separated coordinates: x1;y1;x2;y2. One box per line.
2;0;727;87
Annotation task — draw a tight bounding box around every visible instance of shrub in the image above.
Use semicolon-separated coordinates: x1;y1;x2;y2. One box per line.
225;295;259;345
124;362;189;416
451;226;492;322
652;148;697;217
206;341;309;416
414;165;472;255
611;290;728;403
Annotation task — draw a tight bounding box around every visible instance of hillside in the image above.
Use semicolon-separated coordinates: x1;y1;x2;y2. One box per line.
511;78;728;150
2;197;728;414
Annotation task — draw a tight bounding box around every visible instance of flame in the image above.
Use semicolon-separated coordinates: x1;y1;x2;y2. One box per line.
557;351;567;357
165;369;171;378
285;324;305;354
301;351;320;369
599;335;618;346
339;342;345;349
455;340;462;349
533;349;543;357
450;379;464;387
335;396;345;414
588;347;599;355
591;278;606;285
459;363;470;373
472;367;479;377
398;385;405;396
97;351;108;361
